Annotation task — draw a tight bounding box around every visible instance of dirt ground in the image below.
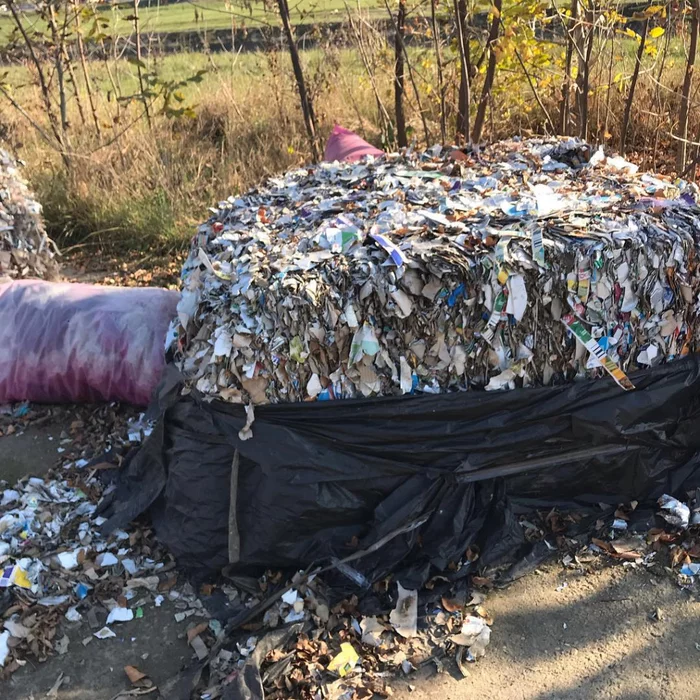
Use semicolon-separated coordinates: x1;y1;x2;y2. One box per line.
397;565;700;700
2;413;700;700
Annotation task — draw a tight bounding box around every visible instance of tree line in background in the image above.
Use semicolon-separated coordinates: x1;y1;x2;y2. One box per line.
2;0;700;167
288;0;700;173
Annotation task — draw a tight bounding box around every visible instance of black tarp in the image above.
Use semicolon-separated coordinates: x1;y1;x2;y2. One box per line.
101;357;700;586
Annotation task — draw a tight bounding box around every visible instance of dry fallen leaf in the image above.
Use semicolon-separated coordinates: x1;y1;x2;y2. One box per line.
611;550;642;561
470;576;493;589
441;596;462;613
187;622;209;643
610;536;645;555
591;538;613;553
473;605;494;625
670;547;690;567
158;574;178;592
124;665;146;685
449;149;471;163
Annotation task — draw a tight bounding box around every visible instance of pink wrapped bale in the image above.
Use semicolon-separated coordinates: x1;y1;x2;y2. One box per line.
0;280;179;405
323;125;384;163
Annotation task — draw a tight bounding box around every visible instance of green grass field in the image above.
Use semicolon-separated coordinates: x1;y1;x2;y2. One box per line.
0;0;384;43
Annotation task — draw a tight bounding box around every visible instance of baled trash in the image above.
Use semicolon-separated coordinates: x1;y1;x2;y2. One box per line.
0;149;58;283
170;137;700;411
101;136;700;596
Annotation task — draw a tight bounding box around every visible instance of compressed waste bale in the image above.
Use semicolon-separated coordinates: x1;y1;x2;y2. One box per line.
0;280;179;405
170;137;700;409
0;149;59;282
105;136;700;578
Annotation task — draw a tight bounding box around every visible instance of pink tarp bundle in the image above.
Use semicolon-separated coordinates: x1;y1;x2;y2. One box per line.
0;280;179;406
324;124;384;163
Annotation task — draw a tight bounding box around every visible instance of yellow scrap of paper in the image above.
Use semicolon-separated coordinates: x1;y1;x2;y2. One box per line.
328;642;359;677
12;567;32;589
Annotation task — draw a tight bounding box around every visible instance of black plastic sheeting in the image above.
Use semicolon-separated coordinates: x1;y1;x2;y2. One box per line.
101;357;700;586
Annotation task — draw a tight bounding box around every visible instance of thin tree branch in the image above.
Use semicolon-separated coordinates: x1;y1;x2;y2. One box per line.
507;23;556;133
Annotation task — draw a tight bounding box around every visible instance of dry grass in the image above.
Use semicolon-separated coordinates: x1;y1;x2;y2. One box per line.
2;47;393;252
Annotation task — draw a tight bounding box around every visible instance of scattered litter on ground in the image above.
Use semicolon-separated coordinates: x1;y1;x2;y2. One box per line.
658;494;691;529
450;615;491;659
390;583;418;638
94;627;117;640
547;491;700;593
1;397;500;696
327;642;360;677
0;402;177;679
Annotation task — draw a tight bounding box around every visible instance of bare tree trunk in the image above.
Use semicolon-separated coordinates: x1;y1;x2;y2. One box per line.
393;0;407;147
603;20;614;142
384;0;430;148
59;0;87;130
46;4;69;133
559;0;578;135
277;0;319;160
74;2;102;137
62;43;87;127
620;18;648;155
472;0;501;144
576;1;595;140
677;0;700;173
430;0;446;144
132;0;152;130
345;8;392;143
454;0;471;143
388;2;432;147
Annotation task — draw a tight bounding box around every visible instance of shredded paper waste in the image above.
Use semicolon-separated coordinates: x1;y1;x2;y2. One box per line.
171;137;700;418
4;138;700;696
0;149;58;283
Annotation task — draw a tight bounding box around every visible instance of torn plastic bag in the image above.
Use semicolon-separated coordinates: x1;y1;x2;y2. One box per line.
0;280;179;405
323;124;384;163
101;357;700;583
222;623;303;700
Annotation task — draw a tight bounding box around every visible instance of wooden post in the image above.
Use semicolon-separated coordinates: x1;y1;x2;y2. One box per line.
393;0;407;147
